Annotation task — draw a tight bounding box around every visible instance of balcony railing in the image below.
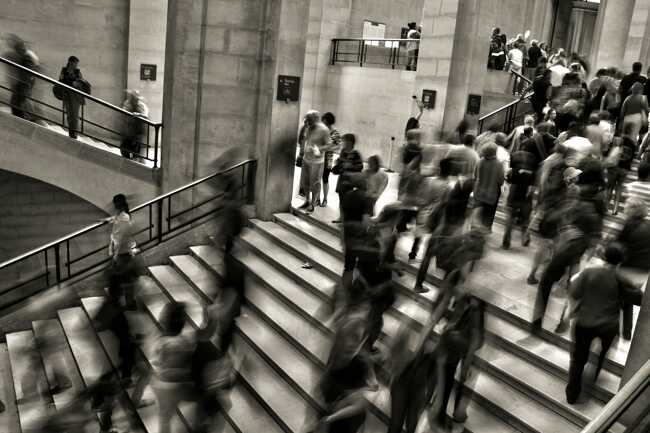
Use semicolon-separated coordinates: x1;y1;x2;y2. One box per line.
0;159;257;311
0;56;163;167
330;38;420;70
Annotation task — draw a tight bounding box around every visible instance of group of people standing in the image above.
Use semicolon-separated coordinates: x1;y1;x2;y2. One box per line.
3;34;150;161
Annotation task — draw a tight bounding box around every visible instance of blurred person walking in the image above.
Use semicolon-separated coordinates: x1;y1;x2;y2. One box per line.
502;142;537;249
565;243;643;404
106;194;139;311
3;34;39;121
120;89;150;161
331;133;363;223
619;82;649;142
363;155;388;214
473;142;504;231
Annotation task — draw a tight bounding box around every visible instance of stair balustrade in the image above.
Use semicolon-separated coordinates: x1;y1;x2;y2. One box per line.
0;159;256;311
0;56;163;167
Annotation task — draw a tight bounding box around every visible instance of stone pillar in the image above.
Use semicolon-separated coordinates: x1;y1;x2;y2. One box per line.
254;0;311;219
591;0;636;72
413;0;461;142
620;273;650;424
126;0;167;123
622;0;650;71
160;0;204;192
301;0;352;118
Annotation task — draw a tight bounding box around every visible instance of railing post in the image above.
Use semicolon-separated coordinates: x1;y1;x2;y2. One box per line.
81;103;85;134
390;44;396;69
358;41;363;67
54;244;61;284
247;161;257;205
156;200;163;243
154;125;160;168
330;40;337;66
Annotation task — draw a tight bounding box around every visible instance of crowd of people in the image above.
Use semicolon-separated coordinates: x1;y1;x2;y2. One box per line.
2;34;150;161
292;48;649;429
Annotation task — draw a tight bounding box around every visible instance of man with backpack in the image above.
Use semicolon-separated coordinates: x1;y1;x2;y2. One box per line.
502;144;537;249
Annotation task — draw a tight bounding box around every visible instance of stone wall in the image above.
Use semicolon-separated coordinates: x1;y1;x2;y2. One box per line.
0;0;129;126
0;169;107;262
126;0;167;123
317;66;417;168
348;0;425;38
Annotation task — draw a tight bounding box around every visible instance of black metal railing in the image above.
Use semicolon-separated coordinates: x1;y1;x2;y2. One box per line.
478;71;534;134
0;159;257;309
580;358;650;432
0;56;163;167
331;38;420;70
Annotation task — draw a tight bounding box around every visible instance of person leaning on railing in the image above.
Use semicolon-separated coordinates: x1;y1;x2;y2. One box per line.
121;89;150;161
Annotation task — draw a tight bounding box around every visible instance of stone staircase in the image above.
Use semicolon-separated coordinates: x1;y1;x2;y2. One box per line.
0;209;631;433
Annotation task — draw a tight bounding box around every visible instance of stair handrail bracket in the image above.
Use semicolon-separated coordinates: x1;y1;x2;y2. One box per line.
0;55;163;167
0;159;257;309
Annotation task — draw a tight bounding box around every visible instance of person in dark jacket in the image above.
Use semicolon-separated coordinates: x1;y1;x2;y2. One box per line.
502;146;537;249
59;56;84;138
331;133;363;223
4;34;39;121
565;242;643;404
531;68;552;122
473;142;505;230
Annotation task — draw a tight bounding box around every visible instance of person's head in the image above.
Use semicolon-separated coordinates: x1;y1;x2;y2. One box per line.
494;132;508;148
159;302;186;336
542;67;552;79
545;108;556;121
492;27;500;36
368;155;381;172
531;39;538;47
637;161;650;181
481;142;497;158
604;242;625;266
522;126;534;138
588;113;600;125
406;128;423;146
341;133;356;151
6;34;26;54
631;81;644;95
439;157;453;177
322;112;336;127
112;194;129;214
524;114;535;128
408;22;417;30
67;56;79;68
304;110;320;127
561;72;581;87
632;61;643;73
463;133;476;148
624;197;648;220
607;66;618;77
596;68;608;78
567;121;585;137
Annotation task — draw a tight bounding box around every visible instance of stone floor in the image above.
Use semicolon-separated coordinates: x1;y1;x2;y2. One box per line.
292;167;647;365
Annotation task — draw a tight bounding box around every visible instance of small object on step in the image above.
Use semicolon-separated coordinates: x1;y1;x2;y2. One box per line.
415;285;429;294
554;320;569;334
302;262;313;269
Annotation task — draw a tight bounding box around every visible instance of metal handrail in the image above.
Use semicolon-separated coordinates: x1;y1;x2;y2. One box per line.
330;38;419;70
581;358;650;433
478;90;533;122
0;55;162;127
331;38;414;42
0;159;255;270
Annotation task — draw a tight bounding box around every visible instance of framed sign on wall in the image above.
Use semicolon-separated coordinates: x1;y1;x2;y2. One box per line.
140;64;157;81
467;94;482;115
277;75;301;102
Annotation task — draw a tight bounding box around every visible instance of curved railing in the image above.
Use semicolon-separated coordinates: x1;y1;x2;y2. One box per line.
0;159;257;311
331;38;420;69
0;55;163;167
478;70;534;134
581;358;650;432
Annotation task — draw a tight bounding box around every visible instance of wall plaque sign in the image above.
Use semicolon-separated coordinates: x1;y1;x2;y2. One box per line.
140;64;157;81
277;75;301;102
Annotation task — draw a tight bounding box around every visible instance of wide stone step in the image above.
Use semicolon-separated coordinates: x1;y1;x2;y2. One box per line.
57;307;144;433
284;211;628;376
191;241;518;433
169;255;219;301
5;329;53;433
0;344;20;433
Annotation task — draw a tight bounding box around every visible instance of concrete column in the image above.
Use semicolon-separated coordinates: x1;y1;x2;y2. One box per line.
254;0;311;219
620;273;650;424
301;0;352;118
160;0;204;192
413;0;461;142
591;0;636;72
622;0;650;71
126;0;167;123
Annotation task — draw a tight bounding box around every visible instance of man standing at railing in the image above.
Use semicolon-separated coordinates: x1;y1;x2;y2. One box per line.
406;22;420;71
59;56;84;139
298;110;335;213
3;34;39;121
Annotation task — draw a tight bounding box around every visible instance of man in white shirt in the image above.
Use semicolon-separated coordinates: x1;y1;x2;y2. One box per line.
364;155;389;214
549;58;570;88
406;22;421;71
